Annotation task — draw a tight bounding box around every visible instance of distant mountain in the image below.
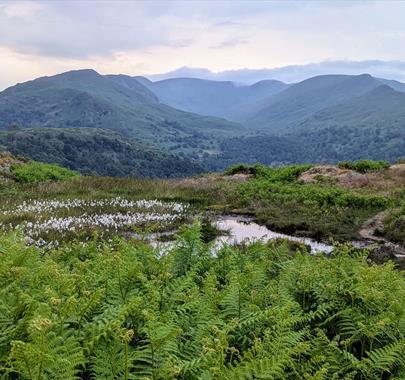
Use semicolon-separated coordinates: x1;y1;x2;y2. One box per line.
247;74;386;133
137;77;288;121
209;84;405;168
2;68;405;175
0;128;203;178
300;84;405;130
0;69;242;156
147;60;405;84
377;78;405;93
136;73;405;133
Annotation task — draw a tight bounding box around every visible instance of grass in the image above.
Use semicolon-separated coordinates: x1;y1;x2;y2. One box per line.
0;173;235;246
1;160;405;245
223;164;395;242
11;161;78;183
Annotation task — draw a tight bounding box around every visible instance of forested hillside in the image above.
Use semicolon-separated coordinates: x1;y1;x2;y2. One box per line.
0;128;203;178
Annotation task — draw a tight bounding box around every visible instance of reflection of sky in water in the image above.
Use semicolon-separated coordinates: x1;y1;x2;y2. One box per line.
215;216;333;254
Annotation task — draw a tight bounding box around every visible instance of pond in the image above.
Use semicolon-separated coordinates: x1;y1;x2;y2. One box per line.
214;215;333;253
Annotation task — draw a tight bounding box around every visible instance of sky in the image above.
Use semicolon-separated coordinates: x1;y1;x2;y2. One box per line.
1;0;405;89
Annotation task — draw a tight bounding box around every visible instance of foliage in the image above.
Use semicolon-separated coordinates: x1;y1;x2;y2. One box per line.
252;164;313;182
223;163;257;176
11;161;78;183
0;225;404;379
0;128;204;178
338;160;390;173
211;124;405;171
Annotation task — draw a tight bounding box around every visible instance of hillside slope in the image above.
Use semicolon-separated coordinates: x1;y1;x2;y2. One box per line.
0;70;243;155
248;74;382;133
211;87;405;168
134;77;288;121
0;128;203;178
300;84;405;129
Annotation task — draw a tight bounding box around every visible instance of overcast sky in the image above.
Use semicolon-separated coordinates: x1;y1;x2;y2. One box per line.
1;0;405;89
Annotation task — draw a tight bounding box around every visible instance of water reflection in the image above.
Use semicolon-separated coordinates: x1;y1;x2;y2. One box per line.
214;215;333;253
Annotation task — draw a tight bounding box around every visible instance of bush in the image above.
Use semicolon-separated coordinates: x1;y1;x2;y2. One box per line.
224;163;257;176
11;161;78;183
338;159;390;173
254;164;313;182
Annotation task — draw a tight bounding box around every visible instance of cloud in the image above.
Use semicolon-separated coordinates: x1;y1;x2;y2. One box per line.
1;0;405;90
211;38;249;49
0;0;393;60
0;1;179;58
212;20;243;27
147;60;405;84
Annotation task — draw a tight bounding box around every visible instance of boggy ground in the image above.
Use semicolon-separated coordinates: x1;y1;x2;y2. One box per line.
1;158;405;256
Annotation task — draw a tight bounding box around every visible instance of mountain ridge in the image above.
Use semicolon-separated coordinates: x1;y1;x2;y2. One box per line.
2;69;405;175
0;69;243;157
146;60;405;83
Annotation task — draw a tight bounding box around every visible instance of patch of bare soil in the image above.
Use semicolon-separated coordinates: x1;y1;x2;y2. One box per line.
299;164;405;194
299;165;367;187
358;211;388;242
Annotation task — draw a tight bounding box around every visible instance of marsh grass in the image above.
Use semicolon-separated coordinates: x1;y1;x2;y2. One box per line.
0;196;192;247
1;162;405;244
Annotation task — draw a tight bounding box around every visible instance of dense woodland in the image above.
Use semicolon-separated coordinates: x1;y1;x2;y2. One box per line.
0;128;203;178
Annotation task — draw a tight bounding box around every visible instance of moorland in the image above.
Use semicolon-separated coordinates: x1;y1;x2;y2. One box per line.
0;156;404;379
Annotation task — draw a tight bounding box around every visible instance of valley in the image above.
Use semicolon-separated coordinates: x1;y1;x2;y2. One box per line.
1;69;405;379
2;70;405;176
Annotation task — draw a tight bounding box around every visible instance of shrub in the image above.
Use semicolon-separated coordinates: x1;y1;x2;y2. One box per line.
338;159;390;173
224;163;257;176
11;161;78;183
254;164;313;182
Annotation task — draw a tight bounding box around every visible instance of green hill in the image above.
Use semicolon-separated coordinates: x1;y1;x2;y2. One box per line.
300;84;405;129
211;86;405;168
0;70;242;155
248;74;382;133
3;70;405;174
0;128;203;178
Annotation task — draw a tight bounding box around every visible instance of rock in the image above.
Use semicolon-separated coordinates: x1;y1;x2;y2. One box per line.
368;242;405;270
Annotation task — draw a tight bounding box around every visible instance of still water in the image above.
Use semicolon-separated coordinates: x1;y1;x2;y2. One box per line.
214;215;333;253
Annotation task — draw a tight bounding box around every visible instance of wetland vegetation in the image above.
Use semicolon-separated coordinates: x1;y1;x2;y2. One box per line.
0;156;404;379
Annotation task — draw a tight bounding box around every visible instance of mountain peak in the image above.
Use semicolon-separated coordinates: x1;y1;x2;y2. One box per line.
53;69;101;80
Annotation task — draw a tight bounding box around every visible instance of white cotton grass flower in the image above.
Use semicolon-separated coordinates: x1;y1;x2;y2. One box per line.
0;198;190;247
0;197;188;215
